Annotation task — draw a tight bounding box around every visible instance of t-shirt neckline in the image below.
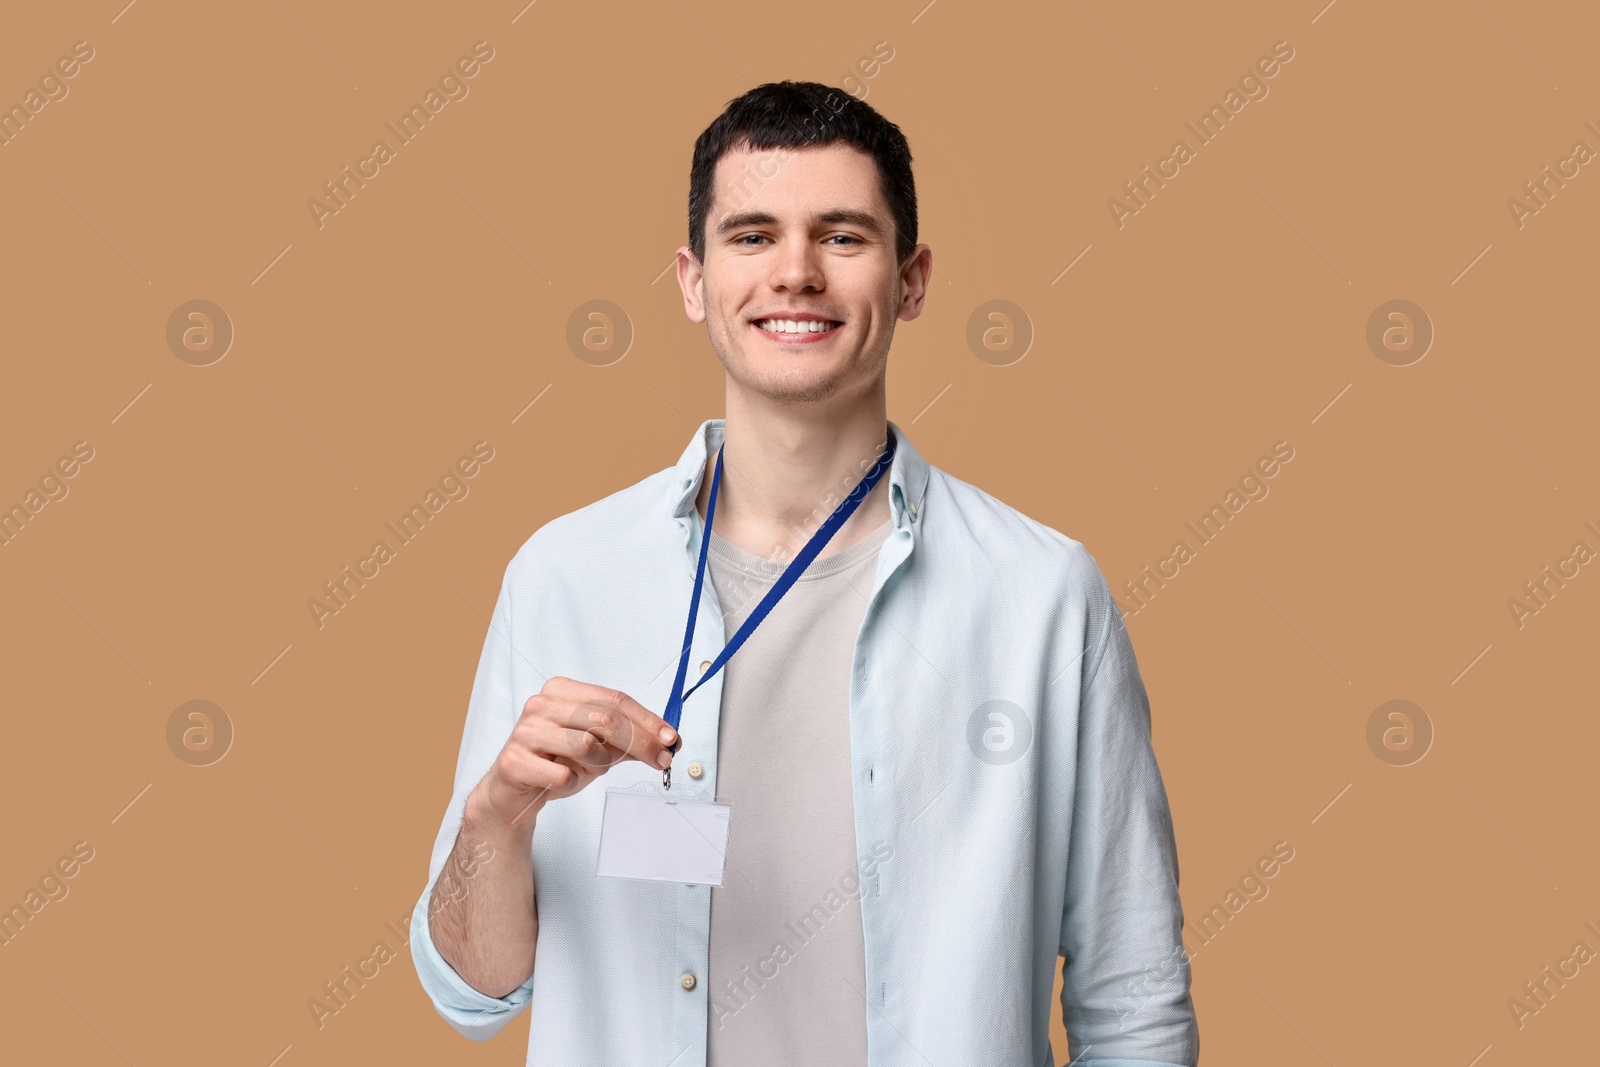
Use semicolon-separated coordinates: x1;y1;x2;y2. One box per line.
705;516;893;581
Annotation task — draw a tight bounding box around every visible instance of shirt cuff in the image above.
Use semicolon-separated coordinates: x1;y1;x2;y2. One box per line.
409;883;533;1041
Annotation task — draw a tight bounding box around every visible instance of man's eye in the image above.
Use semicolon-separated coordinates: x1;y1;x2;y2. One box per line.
735;234;859;246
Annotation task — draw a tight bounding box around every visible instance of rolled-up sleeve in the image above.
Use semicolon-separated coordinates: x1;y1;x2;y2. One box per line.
1059;575;1200;1067
409;560;536;1041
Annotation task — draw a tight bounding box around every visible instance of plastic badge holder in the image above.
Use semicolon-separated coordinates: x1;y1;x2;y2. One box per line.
595;785;732;887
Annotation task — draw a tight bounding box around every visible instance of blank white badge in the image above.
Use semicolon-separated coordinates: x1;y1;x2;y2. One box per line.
595;789;733;886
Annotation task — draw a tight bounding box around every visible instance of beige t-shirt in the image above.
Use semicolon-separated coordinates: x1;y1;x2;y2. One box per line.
703;515;895;1066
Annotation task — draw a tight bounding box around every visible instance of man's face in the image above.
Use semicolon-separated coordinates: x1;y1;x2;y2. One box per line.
677;142;930;407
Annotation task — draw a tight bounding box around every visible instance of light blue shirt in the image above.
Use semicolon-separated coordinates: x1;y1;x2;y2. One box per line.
409;417;1199;1066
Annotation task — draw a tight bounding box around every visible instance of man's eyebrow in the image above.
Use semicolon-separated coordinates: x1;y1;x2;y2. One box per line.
713;208;888;237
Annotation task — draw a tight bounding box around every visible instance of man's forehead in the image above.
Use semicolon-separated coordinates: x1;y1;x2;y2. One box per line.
709;142;886;221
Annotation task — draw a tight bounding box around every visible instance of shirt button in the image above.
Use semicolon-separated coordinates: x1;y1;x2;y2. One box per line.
699;659;712;675
909;500;918;519
680;972;697;991
687;761;704;779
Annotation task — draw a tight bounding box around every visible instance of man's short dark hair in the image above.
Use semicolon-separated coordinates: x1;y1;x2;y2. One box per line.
687;80;917;268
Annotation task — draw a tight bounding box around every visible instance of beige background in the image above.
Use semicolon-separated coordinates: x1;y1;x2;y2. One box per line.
2;0;1596;1064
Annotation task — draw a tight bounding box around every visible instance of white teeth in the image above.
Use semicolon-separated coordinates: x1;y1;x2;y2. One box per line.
758;319;836;333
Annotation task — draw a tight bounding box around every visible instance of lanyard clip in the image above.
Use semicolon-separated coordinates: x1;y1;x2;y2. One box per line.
662;735;680;792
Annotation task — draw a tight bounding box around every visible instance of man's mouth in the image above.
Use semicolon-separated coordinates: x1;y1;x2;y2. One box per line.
751;318;844;342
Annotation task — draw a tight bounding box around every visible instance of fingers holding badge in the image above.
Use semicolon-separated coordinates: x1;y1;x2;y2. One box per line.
470;676;678;833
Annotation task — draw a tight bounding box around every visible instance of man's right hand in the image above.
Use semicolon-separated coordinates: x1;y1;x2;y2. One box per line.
466;676;679;835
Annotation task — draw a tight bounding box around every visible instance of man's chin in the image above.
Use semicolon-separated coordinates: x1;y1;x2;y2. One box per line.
725;366;850;407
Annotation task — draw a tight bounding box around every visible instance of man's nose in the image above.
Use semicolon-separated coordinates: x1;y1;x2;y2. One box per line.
770;236;825;290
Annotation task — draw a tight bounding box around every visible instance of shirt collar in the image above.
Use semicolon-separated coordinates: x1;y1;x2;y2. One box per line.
668;417;930;531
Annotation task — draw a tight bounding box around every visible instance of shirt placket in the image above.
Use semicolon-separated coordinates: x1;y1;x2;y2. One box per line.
669;504;729;1066
851;482;918;1064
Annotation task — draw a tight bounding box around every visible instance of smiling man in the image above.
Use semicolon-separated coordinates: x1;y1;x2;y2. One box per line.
410;81;1199;1067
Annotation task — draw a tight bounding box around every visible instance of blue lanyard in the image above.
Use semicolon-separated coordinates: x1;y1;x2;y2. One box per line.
661;428;897;778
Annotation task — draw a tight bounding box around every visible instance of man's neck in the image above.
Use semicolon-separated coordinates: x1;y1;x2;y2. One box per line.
694;398;893;562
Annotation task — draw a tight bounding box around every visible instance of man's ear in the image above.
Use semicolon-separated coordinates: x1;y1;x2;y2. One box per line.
676;245;708;324
896;243;933;322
